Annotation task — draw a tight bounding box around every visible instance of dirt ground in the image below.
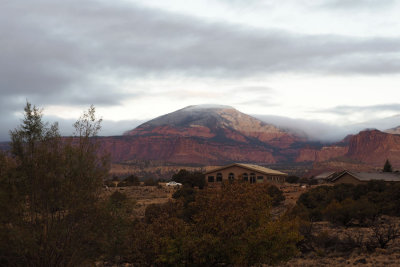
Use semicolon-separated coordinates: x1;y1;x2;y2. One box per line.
103;183;177;217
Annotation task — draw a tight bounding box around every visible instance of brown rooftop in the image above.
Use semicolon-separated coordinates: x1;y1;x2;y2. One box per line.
204;163;287;176
332;171;400;182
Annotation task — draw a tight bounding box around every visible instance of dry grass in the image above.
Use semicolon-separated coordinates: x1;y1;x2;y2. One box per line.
102;183;177;217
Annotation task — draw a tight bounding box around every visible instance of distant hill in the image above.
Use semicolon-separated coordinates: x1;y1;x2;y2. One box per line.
99;105;318;165
385;125;400;135
124;105;305;148
105;106;400;171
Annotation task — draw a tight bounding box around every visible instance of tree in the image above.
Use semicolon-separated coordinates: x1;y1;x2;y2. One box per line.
286;175;300;184
172;169;205;189
383;159;393;172
0;102;111;266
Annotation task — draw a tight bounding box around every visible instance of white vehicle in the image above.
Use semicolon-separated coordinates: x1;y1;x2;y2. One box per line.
166;181;182;187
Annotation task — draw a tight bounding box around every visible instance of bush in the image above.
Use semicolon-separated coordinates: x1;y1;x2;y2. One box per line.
172;169;205;189
286;175;300;184
266;185;285;206
118;174;140;187
294;181;399;225
144;178;158;186
104;180;117;187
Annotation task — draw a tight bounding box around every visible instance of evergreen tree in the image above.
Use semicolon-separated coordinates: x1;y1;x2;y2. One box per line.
0;102;111;266
383;159;393;172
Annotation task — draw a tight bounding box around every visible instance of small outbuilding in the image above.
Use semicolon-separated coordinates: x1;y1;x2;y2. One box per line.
205;163;287;185
331;170;400;185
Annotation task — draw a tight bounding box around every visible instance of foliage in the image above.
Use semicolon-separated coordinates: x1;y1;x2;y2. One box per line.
294;181;400;226
172;169;205;189
118;174;140;187
172;185;196;212
267;184;286;206
298;177;318;185
286;175;300;184
130;183;301;266
383;159;393;172
144;178;158;186
0;103;114;266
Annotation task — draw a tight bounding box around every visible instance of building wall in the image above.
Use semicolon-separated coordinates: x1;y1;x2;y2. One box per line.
206;166;285;184
333;173;365;185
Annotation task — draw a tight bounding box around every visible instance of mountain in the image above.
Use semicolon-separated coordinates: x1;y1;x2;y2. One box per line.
3;105;400;174
101;105;312;165
306;130;400;174
385;126;400;135
125;105;304;148
101;105;400;170
346;129;400;165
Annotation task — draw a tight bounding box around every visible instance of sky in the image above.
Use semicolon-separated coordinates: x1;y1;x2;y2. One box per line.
1;0;400;141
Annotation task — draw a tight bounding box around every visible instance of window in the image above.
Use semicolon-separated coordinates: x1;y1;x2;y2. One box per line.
228;173;235;182
208;176;214;182
250;173;256;184
243;173;248;182
216;173;222;182
257;176;264;183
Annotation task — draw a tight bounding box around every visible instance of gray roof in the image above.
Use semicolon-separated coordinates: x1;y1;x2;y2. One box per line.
333;171;400;182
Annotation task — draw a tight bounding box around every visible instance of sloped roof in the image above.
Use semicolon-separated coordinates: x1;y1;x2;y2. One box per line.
314;171;336;180
332;170;400;182
204;163;287;176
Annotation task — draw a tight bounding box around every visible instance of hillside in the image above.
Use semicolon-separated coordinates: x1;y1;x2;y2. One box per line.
99;105;315;165
96;106;400;171
124;105;303;148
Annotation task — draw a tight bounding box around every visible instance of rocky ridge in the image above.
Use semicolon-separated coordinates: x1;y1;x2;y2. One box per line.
101;106;400;171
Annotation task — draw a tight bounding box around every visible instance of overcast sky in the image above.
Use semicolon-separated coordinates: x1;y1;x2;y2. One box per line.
1;0;400;141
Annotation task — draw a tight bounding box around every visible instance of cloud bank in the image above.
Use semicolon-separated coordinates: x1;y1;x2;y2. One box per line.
1;0;400;140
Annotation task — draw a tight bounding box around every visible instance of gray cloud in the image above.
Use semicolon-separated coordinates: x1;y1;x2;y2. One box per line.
0;113;144;141
322;0;395;10
253;114;350;142
2;0;400;94
254;113;400;142
319;103;400;115
2;0;400;139
46;116;144;138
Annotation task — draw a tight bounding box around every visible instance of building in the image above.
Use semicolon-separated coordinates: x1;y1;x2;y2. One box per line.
205;163;287;184
313;171;337;184
331;170;400;185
